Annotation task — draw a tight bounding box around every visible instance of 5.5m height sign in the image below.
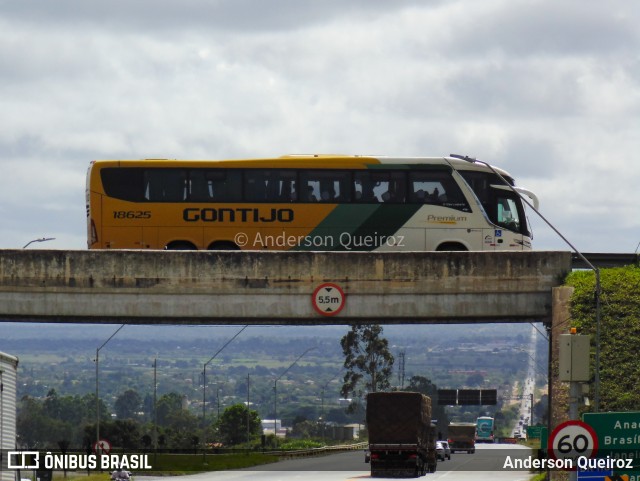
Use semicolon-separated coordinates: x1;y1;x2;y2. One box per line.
312;283;346;316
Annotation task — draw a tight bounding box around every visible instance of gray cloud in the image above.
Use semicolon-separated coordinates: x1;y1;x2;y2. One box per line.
2;0;431;32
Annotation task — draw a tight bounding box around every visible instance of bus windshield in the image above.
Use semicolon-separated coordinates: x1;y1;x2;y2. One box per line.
458;171;530;237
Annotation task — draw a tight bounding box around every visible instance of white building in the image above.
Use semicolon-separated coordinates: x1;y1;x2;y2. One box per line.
261;419;287;438
1;351;19;481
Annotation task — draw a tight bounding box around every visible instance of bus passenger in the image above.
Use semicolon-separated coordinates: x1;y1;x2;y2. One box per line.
305;186;317;202
321;188;337;202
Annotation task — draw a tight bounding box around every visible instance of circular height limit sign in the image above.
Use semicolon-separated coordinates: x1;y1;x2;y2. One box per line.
312;283;346;316
549;420;598;464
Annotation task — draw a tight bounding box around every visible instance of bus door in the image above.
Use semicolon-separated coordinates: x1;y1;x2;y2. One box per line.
486;187;529;250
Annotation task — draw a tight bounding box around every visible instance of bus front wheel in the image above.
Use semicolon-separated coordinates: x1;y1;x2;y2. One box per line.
208;241;240;251
436;242;468;251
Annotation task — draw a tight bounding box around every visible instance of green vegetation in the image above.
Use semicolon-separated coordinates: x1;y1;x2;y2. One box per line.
145;452;279;473
566;265;640;411
340;324;395;409
528;473;548;481
8;322;541;455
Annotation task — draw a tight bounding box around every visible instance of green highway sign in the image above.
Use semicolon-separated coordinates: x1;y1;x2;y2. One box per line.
583;411;640;476
527;425;545;439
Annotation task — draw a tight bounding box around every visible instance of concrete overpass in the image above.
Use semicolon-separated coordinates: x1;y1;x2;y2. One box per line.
0;250;571;325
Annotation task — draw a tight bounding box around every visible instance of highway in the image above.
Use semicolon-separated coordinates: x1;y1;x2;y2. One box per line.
141;444;536;481
512;325;539;438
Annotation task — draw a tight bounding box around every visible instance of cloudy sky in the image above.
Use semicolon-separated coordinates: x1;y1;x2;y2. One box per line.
2;0;639;253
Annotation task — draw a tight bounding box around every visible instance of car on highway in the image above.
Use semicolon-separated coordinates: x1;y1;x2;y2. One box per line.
436;441;446;461
439;440;452;460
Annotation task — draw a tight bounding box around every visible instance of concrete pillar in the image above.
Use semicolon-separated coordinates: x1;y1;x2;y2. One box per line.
550;286;574;481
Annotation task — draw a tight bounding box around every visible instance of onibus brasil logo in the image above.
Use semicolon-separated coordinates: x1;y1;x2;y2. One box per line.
8;451;152;471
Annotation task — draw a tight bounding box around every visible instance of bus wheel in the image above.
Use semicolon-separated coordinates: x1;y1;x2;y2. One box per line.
436;242;468;251
208;241;240;251
166;241;197;250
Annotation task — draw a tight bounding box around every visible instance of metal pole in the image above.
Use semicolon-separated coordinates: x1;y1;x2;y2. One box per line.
217;386;221;419
22;237;55;249
273;346;317;447
202;325;248;461
246;374;250;447
95;347;99;451
153;358;157;460
530;393;533;426
202;364;207;462
274;380;277;444
452;154;602;412
96;324;125;453
594;270;601;411
546;323;552;481
321;386;325;442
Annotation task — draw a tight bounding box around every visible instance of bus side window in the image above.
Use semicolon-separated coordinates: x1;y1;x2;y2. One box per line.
189;170;212;201
166;170;187;201
300;171;349;203
144;171;163;201
212;170;242;202
275;172;297;202
303;185;317;202
354;172;377;203
144;169;186;201
245;178;266;202
409;170;470;211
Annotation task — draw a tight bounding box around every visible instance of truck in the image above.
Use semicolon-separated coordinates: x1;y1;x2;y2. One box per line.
366;392;437;477
475;416;495;443
447;422;476;453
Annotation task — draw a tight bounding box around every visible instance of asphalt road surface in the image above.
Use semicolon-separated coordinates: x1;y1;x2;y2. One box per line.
141;444;538;481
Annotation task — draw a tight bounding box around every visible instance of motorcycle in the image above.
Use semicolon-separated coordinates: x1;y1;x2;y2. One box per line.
110;470;133;481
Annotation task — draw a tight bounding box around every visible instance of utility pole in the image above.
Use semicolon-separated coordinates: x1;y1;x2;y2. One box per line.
246;374;250;448
397;351;406;389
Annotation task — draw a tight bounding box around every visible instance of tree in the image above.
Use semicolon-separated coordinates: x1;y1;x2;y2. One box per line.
290;419;320;439
340;324;394;409
216;404;261;446
115;389;141;420
156;392;185;426
164;409;200;449
405;375;449;434
465;372;485;387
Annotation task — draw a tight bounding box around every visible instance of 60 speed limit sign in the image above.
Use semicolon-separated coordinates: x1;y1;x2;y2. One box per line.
549;420;598;462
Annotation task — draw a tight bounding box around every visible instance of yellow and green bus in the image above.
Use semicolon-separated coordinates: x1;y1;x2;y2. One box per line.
86;154;537;251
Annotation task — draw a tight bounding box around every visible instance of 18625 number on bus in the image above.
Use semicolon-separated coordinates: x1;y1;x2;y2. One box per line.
113;211;152;219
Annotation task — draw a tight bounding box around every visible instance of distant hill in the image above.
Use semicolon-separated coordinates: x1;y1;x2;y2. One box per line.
0;321;538;343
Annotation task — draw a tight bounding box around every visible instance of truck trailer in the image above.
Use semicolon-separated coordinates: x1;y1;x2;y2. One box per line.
366;392;437;477
447;422;476;453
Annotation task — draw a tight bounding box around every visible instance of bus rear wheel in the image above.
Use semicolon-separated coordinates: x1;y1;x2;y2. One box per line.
165;241;197;250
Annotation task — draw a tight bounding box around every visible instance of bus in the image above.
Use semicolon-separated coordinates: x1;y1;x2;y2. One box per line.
86;154;537;251
475;416;495;443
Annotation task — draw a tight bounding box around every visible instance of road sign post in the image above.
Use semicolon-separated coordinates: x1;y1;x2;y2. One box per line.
93;438;111;455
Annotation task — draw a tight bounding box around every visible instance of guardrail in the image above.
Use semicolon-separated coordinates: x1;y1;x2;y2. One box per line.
571;252;639;269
